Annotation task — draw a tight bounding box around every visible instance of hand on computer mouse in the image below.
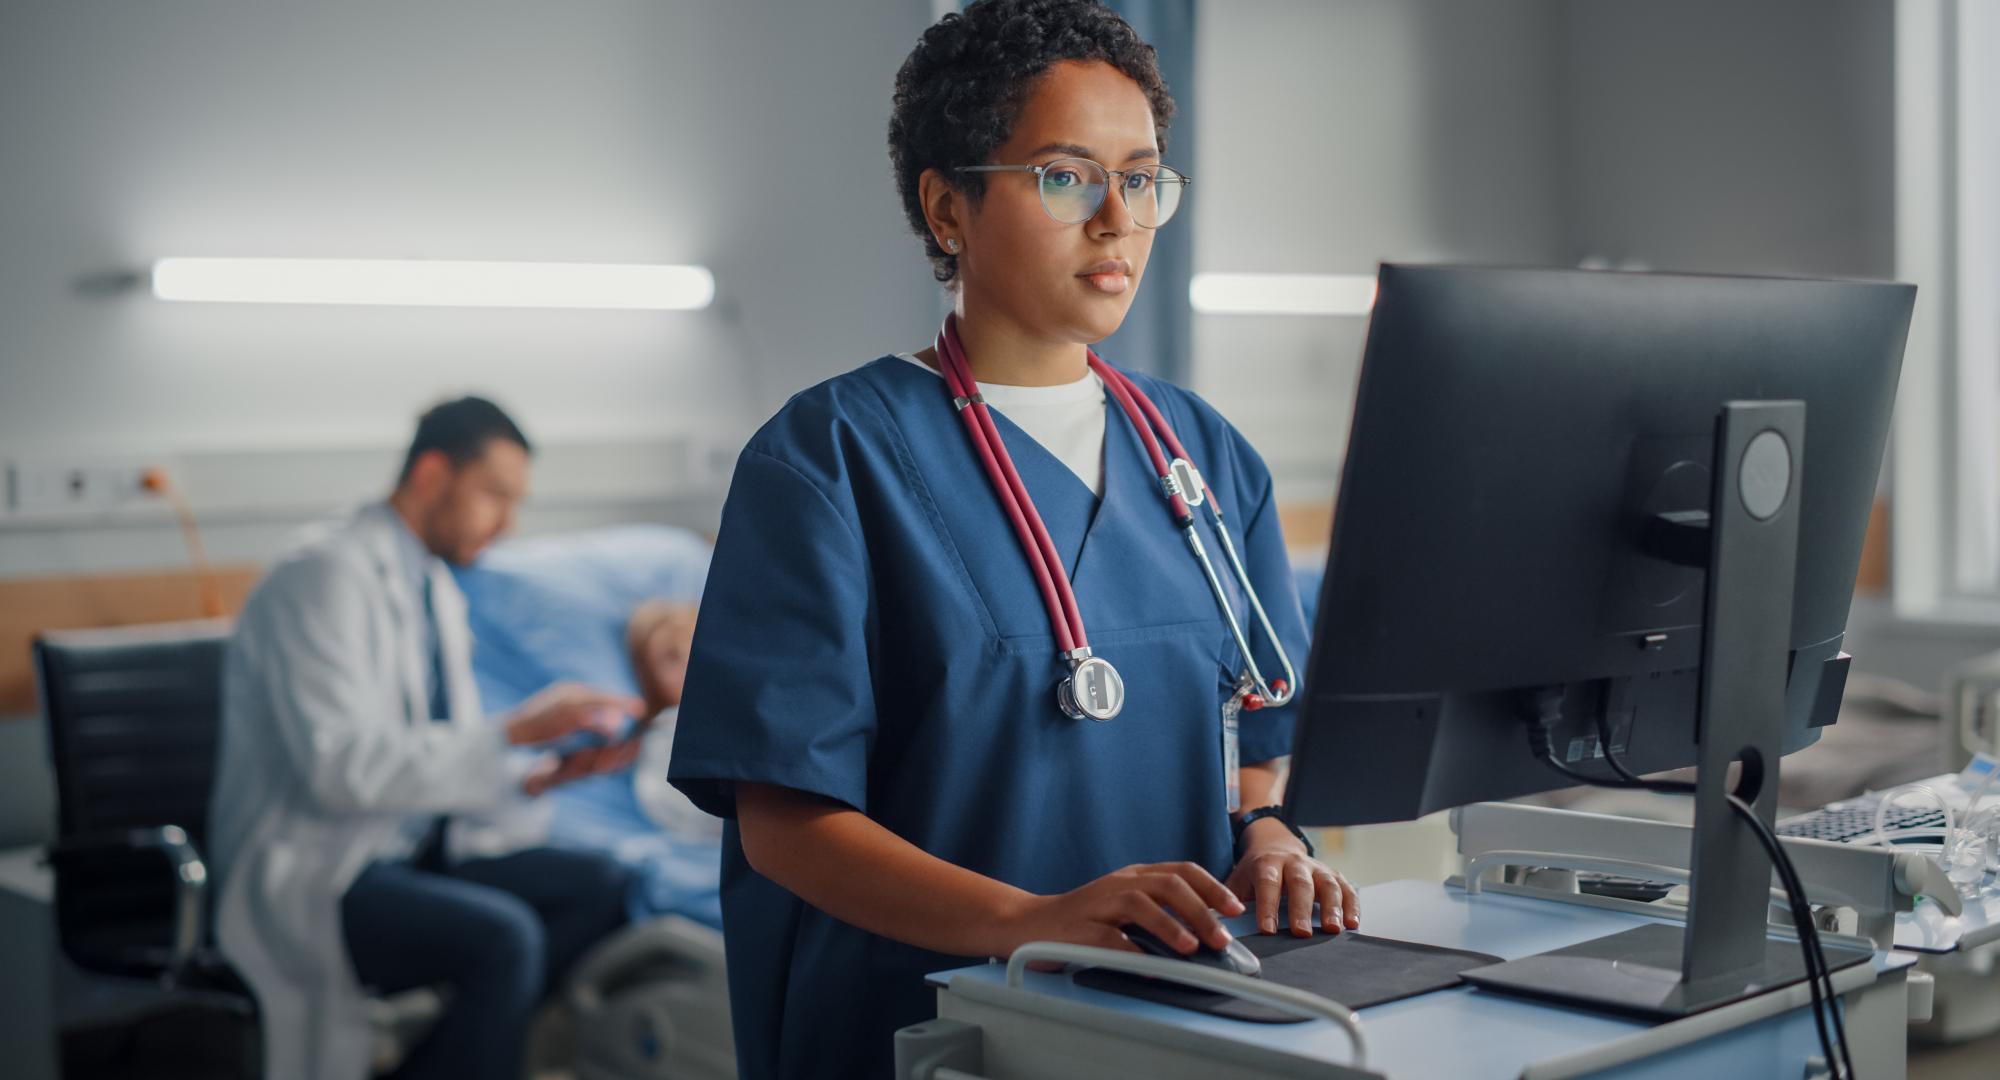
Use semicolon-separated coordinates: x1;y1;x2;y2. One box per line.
996;861;1244;963
1227;819;1360;936
1122;921;1261;977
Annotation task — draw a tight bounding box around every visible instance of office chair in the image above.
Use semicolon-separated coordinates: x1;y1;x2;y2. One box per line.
35;619;257;1078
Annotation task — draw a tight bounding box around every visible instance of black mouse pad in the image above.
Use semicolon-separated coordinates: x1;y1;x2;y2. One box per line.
1072;932;1504;1023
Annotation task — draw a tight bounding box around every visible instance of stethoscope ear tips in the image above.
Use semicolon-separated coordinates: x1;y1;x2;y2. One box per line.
1241;679;1291;713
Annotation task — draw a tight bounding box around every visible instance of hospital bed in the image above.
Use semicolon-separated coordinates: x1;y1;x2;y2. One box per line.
454;524;733;1079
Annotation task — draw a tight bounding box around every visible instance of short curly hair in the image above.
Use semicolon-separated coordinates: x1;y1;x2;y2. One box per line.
888;0;1176;285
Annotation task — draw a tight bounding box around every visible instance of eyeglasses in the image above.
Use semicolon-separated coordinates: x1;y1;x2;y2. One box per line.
958;157;1190;228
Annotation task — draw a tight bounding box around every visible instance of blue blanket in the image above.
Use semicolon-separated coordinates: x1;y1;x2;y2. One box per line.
454;525;722;928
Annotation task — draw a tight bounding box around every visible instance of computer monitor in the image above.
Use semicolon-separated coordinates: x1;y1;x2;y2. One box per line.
1284;263;1915;1018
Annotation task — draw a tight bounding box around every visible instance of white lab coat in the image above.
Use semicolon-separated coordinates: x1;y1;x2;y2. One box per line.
209;504;528;1080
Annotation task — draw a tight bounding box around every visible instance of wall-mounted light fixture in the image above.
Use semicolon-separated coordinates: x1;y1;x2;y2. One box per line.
151;258;716;311
1189;272;1377;317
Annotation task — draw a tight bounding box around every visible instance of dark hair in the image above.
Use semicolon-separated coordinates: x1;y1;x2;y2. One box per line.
888;0;1176;285
397;396;532;484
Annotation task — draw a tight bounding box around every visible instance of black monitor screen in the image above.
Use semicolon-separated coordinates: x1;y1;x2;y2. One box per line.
1286;264;1914;826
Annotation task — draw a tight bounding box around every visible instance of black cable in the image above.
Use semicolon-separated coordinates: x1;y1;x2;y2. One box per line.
1727;792;1856;1079
1576;712;1856;1072
1520;701;1852;1079
1580;715;1853;1076
1575;712;1853;1079
1522;692;1673;795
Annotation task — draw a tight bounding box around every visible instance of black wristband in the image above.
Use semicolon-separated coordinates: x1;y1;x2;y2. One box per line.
1233;805;1314;859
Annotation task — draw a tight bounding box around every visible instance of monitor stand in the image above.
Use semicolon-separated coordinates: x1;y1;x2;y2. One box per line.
1459;400;1873;1021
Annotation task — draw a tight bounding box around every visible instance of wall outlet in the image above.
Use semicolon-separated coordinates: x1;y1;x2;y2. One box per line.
5;460;156;515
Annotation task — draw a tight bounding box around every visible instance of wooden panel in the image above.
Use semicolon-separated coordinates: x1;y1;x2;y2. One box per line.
1856;498;1889;594
0;566;261;715
1277;503;1335;552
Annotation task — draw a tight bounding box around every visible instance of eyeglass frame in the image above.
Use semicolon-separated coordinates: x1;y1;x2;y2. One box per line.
956;157;1192;228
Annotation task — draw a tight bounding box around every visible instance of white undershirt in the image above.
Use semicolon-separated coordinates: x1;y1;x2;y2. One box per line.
898;352;1107;497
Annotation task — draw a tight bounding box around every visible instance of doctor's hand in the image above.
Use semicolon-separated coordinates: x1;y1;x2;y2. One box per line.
1226;821;1360;937
520;737;644;797
504;682;645;747
994;862;1245;962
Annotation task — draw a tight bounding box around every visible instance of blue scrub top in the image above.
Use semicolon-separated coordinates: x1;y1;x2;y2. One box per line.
669;355;1309;1079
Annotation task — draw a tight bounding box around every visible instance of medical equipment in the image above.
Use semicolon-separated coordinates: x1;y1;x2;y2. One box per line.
1946;650;2000;772
139;466;226;617
1780;802;1951;843
565;916;735;1080
1834;760;2000;893
1777;756;2000;885
933;314;1296;752
1849;765;2000;1047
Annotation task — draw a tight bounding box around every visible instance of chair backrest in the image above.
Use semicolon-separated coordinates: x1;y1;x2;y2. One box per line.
35;620;233;852
37;619;238;976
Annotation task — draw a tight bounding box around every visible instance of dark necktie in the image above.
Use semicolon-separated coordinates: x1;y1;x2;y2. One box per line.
410;575;453;870
424;574;451;722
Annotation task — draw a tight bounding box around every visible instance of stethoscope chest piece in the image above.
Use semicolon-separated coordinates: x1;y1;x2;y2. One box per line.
1058;652;1125;722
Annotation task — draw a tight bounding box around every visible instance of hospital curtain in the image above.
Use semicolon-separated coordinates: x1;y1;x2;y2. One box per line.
1096;0;1197;383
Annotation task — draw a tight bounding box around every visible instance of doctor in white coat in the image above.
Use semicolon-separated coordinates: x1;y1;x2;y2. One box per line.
209;397;645;1080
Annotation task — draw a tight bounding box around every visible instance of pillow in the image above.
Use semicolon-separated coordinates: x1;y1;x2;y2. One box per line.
453;525;713;714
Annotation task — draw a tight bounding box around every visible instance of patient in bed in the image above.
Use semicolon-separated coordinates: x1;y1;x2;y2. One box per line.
624;600;722;844
452;525;723;929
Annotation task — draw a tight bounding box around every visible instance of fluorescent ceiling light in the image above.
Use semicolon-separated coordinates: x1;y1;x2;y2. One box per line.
151;258;715;310
1189;272;1377;316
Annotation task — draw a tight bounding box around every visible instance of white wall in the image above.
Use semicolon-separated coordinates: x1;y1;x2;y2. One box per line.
1190;0;1896;508
1557;0;1895;277
0;0;940;577
1191;0;1568;505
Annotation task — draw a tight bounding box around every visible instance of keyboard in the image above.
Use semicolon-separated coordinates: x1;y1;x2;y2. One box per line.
1775;802;1949;844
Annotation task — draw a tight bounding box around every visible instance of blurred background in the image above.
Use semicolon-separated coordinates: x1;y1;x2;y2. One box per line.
3;1;1996;1077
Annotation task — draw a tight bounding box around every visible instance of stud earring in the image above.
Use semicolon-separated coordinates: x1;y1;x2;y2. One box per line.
944;238;961;253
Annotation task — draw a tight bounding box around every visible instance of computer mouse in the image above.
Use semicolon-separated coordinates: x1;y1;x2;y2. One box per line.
1122;922;1261;977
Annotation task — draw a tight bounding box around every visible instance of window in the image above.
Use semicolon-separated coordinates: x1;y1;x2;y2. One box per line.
1893;0;2000;617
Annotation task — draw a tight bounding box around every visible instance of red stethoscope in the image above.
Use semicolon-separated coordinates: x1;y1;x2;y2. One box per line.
934;313;1297;757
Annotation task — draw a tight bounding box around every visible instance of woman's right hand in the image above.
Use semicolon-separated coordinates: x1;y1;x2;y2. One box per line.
992;861;1245;959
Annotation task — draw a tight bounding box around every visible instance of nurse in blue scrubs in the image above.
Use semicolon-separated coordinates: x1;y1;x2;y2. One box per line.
668;2;1358;1075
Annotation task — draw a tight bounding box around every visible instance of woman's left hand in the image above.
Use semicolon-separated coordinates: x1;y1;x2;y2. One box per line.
1224;818;1360;936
